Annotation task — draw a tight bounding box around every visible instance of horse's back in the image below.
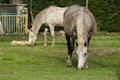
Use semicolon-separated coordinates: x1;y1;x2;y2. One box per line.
64;5;81;16
64;5;82;36
46;6;67;26
38;6;66;26
64;5;97;36
32;6;67;32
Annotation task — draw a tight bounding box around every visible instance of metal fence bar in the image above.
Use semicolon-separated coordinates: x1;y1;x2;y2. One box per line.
0;14;28;35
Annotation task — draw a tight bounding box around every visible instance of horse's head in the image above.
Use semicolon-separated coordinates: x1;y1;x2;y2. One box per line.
76;43;88;70
28;28;37;46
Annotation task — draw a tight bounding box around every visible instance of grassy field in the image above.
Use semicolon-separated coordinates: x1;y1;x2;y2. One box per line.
0;32;120;80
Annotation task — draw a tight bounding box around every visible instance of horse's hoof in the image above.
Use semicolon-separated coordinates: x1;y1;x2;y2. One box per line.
51;44;54;46
28;43;36;46
66;59;72;66
44;44;47;46
85;65;88;69
77;65;88;70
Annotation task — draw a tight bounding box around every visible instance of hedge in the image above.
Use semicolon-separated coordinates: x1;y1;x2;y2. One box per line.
1;0;120;32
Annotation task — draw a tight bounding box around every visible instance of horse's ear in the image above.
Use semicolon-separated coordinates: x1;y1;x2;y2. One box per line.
28;28;33;32
28;23;33;31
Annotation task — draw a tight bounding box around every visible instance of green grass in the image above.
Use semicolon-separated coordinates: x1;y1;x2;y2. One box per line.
0;32;120;80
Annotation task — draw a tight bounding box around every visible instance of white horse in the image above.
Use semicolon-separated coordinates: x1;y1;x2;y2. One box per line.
29;6;67;46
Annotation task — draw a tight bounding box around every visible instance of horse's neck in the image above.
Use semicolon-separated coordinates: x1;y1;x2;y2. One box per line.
32;22;42;34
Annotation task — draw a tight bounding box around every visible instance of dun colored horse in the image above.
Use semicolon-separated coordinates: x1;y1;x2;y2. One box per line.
63;5;97;69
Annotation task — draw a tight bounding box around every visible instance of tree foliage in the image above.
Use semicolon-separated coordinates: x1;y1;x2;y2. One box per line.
89;0;120;32
0;0;120;32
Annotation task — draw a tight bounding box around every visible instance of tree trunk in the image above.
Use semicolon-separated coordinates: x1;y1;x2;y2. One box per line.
86;0;88;8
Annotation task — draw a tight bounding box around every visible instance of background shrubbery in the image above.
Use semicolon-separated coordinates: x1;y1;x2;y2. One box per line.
26;0;120;32
1;0;120;32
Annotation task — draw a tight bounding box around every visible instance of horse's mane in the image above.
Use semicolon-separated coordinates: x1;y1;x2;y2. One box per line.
77;7;97;42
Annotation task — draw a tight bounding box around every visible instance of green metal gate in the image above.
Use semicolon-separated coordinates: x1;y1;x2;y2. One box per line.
0;13;28;35
0;4;28;35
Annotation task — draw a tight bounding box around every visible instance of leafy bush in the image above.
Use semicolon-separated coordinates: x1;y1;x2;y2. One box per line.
1;0;120;32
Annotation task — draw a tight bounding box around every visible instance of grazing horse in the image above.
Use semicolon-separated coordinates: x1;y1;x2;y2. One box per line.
29;6;67;46
63;5;97;69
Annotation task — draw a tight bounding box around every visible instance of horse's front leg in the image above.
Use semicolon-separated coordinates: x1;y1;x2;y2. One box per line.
66;35;72;66
44;28;48;46
51;35;55;46
65;34;75;66
50;26;55;46
67;36;75;66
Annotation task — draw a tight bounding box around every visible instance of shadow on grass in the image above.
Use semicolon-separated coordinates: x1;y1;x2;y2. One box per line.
38;42;66;46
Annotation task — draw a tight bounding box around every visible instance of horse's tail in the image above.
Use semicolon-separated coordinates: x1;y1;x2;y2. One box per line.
92;16;97;35
89;9;97;35
85;0;97;34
